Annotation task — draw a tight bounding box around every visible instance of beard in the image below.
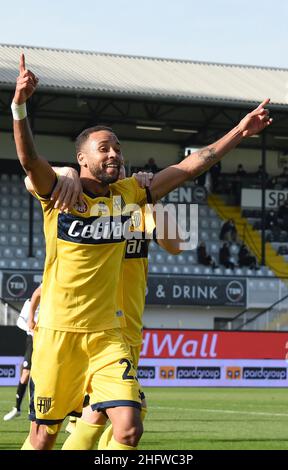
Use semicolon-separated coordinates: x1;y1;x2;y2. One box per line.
89;164;120;184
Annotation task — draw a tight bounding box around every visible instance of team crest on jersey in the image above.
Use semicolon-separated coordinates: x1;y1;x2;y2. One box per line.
130;211;142;230
113;195;123;213
73;201;88;214
37;396;52;414
90;202;109;217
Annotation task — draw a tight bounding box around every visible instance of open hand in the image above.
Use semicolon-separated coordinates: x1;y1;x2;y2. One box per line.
51;167;84;212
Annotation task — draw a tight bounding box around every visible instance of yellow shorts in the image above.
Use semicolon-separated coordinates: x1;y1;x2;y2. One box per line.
128;344;142;369
123;341;145;402
30;327;141;424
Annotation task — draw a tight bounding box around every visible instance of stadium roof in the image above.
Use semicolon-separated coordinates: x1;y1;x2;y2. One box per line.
0;44;288;151
0;43;288;107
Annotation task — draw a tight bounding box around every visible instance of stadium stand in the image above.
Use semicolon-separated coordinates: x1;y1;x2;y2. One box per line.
1;44;288;333
0;174;45;270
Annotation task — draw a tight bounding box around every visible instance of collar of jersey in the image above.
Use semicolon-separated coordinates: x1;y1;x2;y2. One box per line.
83;188;111;199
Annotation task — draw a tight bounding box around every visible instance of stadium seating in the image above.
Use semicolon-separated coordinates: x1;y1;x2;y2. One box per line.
0;175;46;270
0;173;285;277
242;210;288;272
147;200;283;277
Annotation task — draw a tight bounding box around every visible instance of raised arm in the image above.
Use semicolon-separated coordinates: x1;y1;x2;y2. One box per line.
149;100;272;202
13;54;56;195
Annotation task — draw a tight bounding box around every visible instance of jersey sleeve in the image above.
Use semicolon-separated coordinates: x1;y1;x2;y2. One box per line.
33;173;58;212
122;177;148;207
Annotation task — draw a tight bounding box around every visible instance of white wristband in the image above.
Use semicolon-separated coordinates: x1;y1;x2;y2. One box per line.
11;101;27;120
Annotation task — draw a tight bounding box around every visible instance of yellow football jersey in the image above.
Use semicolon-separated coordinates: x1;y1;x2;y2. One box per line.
122;205;155;346
36;176;147;333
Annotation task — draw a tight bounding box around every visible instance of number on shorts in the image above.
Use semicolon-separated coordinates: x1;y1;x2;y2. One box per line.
119;358;134;380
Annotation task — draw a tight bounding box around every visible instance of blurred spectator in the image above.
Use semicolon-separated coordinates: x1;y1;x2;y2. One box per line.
209;161;221;192
219;219;237;243
219;242;235;269
196;170;207;187
255;164;268;181
278;200;288;229
267;177;277;189
236;164;247;177
277;166;288;189
144;158;159;173
238;244;258;269
277;245;288;255
233;164;247;204
197;241;217;269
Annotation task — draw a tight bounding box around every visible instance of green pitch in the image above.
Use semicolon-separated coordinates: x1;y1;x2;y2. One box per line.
1;387;288;450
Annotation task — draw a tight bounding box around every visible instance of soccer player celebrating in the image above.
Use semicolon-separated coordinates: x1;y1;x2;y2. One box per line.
59;165;182;450
25;163;181;448
12;54;271;450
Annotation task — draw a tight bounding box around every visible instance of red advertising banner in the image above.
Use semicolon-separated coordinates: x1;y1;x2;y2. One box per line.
141;329;288;360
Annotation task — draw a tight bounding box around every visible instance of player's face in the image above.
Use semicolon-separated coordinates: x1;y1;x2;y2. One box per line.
85;130;122;184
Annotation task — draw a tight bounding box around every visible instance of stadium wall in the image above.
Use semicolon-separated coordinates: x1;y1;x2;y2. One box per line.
0;132;179;168
143;306;261;330
0;132;281;174
222;147;280;174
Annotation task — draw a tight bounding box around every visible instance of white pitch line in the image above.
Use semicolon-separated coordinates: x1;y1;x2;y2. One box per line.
150;406;288;418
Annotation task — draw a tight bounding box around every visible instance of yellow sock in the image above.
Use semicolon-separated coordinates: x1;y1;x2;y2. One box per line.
62;418;105;450
107;436;137;450
98;423;113;450
46;423;61;435
21;435;36;450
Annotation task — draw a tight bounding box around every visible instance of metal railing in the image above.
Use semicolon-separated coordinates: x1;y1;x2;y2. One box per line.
227;292;288;331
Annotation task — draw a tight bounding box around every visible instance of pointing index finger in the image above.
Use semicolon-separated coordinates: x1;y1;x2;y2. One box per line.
257;98;270;109
19;53;26;74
